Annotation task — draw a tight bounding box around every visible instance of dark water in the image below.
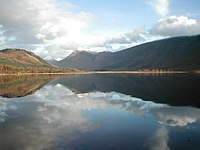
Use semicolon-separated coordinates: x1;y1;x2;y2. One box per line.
0;74;200;150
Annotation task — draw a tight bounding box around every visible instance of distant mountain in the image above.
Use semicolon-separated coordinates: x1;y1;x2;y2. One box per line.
0;48;73;73
46;58;59;66
56;51;113;70
53;35;200;71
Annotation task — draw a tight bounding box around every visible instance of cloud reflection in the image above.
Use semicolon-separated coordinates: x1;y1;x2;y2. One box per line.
153;107;199;127
78;91;200;127
147;127;170;150
0;84;98;150
0;84;200;149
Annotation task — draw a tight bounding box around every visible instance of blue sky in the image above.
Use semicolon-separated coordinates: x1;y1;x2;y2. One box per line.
0;0;200;59
70;0;200;33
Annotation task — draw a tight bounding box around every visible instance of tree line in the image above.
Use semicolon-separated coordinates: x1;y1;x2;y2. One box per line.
0;64;74;74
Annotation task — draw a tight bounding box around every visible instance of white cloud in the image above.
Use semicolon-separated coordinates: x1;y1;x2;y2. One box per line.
149;0;169;17
87;27;147;52
106;28;146;45
108;35;131;44
125;27;146;42
0;0;94;59
149;16;200;37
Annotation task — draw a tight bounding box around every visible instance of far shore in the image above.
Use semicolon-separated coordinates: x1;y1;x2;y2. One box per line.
0;70;198;76
88;70;188;74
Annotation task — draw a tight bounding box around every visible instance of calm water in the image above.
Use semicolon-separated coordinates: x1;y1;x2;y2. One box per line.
0;74;200;150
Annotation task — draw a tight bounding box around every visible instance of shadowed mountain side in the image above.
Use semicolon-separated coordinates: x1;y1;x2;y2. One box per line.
53;35;200;71
56;51;113;70
52;74;200;107
0;75;60;98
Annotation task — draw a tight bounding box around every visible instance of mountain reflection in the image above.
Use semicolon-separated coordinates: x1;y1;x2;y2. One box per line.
0;83;200;149
1;74;200;107
53;74;200;107
0;75;60;98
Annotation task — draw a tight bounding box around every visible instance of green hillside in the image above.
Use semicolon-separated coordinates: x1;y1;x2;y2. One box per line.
0;49;73;74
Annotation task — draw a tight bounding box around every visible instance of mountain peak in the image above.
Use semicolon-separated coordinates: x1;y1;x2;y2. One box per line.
68;50;93;58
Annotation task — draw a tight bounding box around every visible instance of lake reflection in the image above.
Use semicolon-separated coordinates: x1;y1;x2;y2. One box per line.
0;74;200;150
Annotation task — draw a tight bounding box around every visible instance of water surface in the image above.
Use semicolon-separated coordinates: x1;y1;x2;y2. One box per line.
0;74;200;150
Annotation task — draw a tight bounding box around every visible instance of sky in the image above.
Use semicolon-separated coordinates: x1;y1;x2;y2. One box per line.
0;0;200;60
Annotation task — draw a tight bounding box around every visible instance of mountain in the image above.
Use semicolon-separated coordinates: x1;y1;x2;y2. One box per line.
0;48;73;73
46;58;59;66
57;51;113;70
53;35;200;71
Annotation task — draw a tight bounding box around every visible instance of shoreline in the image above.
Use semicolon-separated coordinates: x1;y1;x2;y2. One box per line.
0;71;89;76
88;71;188;74
0;70;196;76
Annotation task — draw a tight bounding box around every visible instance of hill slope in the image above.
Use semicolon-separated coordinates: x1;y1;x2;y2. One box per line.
0;48;51;67
0;48;71;73
54;35;200;71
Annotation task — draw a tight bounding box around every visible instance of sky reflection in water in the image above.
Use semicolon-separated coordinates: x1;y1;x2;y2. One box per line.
0;82;200;150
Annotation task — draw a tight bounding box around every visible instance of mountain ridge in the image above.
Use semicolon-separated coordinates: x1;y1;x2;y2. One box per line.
51;35;200;71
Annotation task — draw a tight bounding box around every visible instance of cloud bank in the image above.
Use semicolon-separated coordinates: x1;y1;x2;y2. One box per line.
0;0;94;59
150;16;200;37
